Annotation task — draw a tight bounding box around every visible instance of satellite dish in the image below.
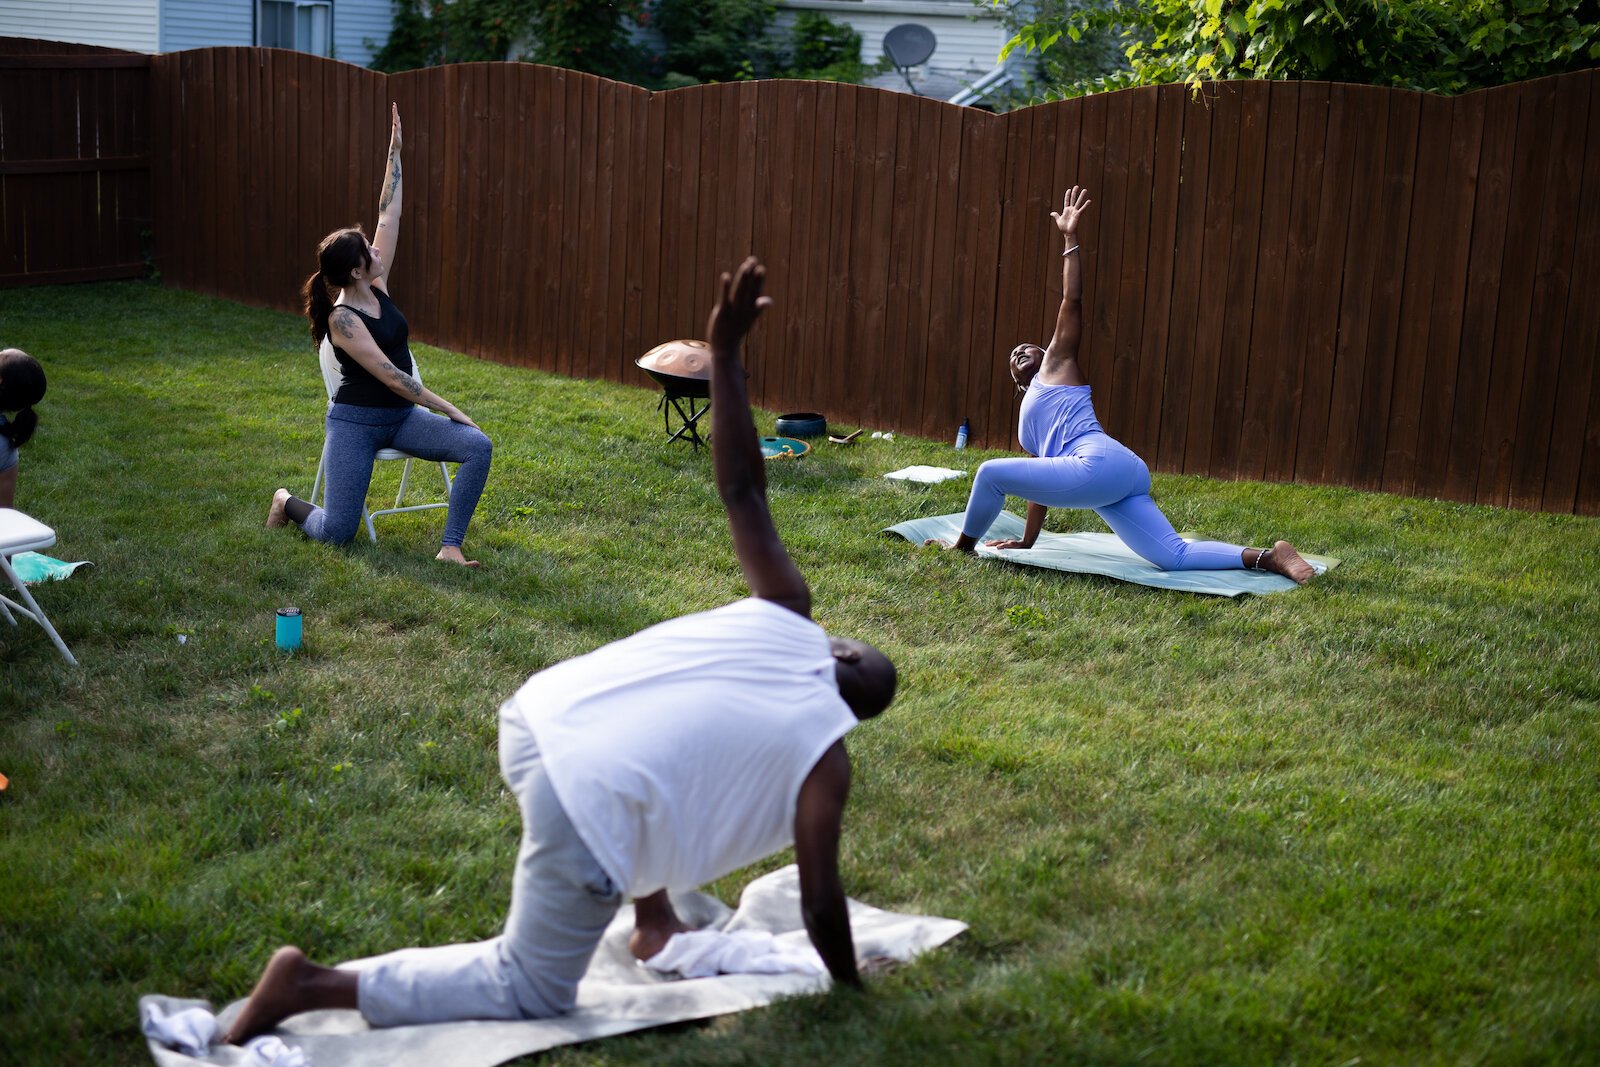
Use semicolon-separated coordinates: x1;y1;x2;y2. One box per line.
882;23;936;96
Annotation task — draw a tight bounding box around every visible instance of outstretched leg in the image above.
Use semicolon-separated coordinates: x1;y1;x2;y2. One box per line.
224;947;358;1044
629;890;692;961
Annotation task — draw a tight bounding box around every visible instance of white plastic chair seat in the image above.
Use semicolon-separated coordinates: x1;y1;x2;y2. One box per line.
315;336;454;543
0;508;78;665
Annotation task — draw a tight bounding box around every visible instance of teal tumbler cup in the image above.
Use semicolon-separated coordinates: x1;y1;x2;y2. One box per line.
276;607;303;652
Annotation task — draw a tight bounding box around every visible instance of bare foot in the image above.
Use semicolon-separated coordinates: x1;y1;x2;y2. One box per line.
629;915;694;962
923;537;975;553
265;488;292;528
223;946;311;1044
1259;540;1315;584
435;546;481;568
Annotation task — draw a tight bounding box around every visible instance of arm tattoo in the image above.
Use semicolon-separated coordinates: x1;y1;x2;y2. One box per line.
330;308;358;340
382;362;424;399
378;153;401;213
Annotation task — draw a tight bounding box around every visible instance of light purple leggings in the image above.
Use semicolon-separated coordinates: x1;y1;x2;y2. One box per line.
959;432;1247;571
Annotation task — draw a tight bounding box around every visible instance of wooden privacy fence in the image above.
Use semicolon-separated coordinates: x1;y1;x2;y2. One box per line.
10;43;1598;513
0;38;151;286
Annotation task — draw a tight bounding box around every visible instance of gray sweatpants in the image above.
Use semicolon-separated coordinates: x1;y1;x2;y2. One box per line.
351;705;623;1026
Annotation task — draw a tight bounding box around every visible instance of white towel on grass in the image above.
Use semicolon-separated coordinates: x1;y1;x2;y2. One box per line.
883;466;968;484
139;865;966;1067
642;929;825;979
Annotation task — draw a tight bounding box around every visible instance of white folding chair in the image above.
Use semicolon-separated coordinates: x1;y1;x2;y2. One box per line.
312;337;454;543
0;508;78;666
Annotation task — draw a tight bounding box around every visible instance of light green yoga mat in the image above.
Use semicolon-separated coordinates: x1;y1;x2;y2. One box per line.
886;512;1338;597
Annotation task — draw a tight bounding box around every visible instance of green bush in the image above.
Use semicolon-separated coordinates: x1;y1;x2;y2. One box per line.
998;0;1600;97
371;0;536;71
651;0;782;83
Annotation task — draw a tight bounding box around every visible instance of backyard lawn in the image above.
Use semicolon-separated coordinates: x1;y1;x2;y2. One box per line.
2;280;1597;1065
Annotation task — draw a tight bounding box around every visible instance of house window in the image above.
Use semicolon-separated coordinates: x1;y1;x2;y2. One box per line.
259;1;332;57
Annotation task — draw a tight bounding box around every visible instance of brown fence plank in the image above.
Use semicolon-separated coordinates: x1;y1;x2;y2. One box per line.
1320;84;1390;487
1107;86;1160;457
1380;91;1452;496
636;89;667;363
1154;90;1211;471
1210;81;1272;479
665;88;701;343
1237;81;1300;482
1350;89;1421;490
1291;83;1359;485
896;95;945;438
1508;73;1589;509
1476;77;1556;506
578;71;603;378
879;93;918;433
965;110;1007;454
1183;83;1242;475
1273;83;1336;484
919;103;964;442
1095;86;1138;443
1545;70;1600;513
1411;90;1484;500
825;85;864;425
619;84;650;374
1128;83;1184;467
1443;83;1520;503
988;102;1035;446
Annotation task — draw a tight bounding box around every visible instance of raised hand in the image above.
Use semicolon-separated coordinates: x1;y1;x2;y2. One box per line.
1051;186;1091;237
389;103;402;153
707;256;774;354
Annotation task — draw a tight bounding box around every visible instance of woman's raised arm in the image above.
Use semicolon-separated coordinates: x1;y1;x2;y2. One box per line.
372;104;403;292
1044;187;1091;363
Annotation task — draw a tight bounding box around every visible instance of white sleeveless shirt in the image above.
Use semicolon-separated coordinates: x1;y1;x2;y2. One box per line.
507;598;857;897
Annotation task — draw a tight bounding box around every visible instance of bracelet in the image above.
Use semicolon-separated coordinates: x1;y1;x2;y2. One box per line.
1062;244;1079;257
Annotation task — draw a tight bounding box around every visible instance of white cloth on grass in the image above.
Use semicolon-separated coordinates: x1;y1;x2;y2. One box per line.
141;1002;216;1056
138;866;967;1067
642;929;825;979
883;466;968;484
141;1003;307;1066
510;598;856;898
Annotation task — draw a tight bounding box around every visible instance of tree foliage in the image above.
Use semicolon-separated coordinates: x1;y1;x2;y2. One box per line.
372;0;877;87
371;0;538;71
997;0;1600;96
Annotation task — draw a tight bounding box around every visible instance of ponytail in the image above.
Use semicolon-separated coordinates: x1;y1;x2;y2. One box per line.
305;226;373;345
0;348;45;449
303;268;334;344
2;407;36;450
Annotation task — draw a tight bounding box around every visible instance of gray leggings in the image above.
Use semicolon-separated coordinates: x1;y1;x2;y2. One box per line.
302;403;492;547
350;707;622;1025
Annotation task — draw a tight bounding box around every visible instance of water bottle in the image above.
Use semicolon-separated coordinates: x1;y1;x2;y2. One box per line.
954;418;970;450
276;607;303;652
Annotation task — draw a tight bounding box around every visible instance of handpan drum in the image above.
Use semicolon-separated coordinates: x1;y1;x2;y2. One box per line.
636;339;712;398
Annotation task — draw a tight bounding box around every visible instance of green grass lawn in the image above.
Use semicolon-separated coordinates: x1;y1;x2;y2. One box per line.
2;280;1597;1065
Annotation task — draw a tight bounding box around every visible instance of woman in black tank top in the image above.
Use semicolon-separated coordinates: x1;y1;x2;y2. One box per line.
265;106;494;566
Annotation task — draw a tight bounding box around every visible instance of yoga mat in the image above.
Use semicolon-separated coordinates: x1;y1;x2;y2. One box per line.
140;866;965;1067
886;511;1338;597
9;551;91;584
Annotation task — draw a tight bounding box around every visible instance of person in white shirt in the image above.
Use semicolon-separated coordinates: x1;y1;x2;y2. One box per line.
222;258;899;1042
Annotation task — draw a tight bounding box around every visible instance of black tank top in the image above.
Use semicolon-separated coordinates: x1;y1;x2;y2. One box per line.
329;288;415;408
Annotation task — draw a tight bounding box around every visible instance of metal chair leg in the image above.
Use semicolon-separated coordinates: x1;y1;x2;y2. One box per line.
0;555;77;666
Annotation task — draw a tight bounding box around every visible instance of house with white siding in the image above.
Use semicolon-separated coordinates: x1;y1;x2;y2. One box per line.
774;0;1023;104
0;0;394;66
